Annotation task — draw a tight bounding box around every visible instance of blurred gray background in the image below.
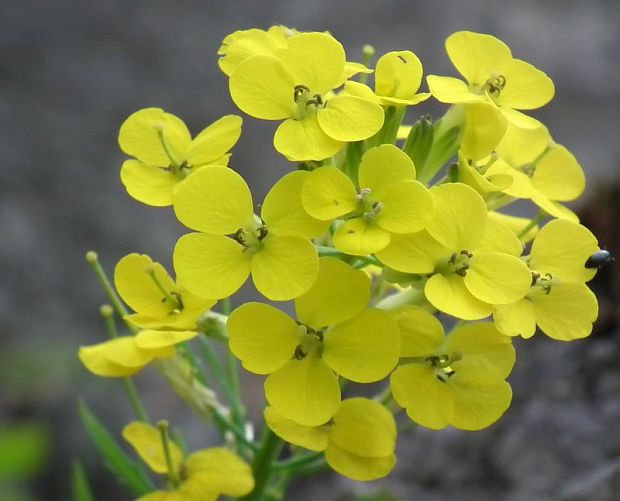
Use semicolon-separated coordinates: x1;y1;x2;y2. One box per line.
1;1;620;500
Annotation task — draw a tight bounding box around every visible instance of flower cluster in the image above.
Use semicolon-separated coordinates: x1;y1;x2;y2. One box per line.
79;26;607;499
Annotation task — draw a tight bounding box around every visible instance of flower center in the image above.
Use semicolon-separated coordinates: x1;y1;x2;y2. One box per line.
293;85;327;119
482;74;506;98
230;224;269;253
426;353;461;382
530;271;554;295
355;187;384;223
293;324;325;360
438;250;473;277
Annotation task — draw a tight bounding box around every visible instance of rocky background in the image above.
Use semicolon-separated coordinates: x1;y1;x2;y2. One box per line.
1;1;619;500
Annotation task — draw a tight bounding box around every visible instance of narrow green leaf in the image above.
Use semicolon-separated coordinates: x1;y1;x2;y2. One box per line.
78;398;155;495
71;459;95;501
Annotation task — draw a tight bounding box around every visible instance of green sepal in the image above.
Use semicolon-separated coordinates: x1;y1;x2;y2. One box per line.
78;399;155;496
402;115;434;173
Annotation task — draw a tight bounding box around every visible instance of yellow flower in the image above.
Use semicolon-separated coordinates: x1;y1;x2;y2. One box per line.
390;306;515;430
228;32;384;161
487;211;539;243
123;421;254;500
427;31;554;129
227;258;400;426
114;253;216;330
301;144;433;255
79;330;197;377
485;123;585;222
265;398;397;481
173;166;327;300
119;108;242;206
494;220;599;340
344;50;431;107
376;183;531;319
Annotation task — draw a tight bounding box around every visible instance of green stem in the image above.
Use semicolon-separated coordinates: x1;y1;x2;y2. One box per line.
243;428;284;501
86;252;131;321
342;141;364;183
517;211;546;239
101;307;150;422
157;421;180;488
272;452;324;472
156;129;182;167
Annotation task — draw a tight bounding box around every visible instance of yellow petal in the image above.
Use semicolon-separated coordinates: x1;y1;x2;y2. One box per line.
138;491;187;501
118;108;191;166
251;235;318;301
495;58;555;110
375;50;424;100
186;115;242;166
301;166;357;220
274;116;342;161
390;306;444;358
265;355;340;426
317;95;384;142
426;75;486;104
323;309;400;383
325;444;395;481
358;144;416;194
277;32;345;94
174;233;251;299
343;80;380;103
184;448;254;497
375;230;447;274
218;27;288;76
445;31;512;86
494;299;537;338
487;211;539;244
120;160;178;207
332;218;391;256
532;145;585;201
229;55;294;120
376;181;434;234
425;274;493;320
228;302;299;375
264;407;328;451
529;219;598;282
530;192;579;222
477;217;524;256
78;338;149;377
499;107;542;129
448;379;513;430
531;282;598;341
134;330;198;349
496;122;550;167
390;364;452;429
445;322;516;381
114;253;177;317
295;257;370;329
329;398;396;458
173;166;254;234
464;253;531;304
260;171;330;238
122;421;183;474
460;102;507;161
427;183;488;250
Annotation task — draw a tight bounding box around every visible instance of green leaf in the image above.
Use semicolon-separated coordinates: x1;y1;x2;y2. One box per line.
78;399;155;495
71;460;95;501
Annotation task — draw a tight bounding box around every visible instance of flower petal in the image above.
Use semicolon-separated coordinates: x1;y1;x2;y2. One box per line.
325;444;395;481
529;219;598;282
185;448;254;497
260;171;330;238
425;273;493;320
390;306;444;358
295;257;370;329
376;181;434;234
174;233;252;299
120;160;178;207
329;398;396;458
532;145;585;202
464;253;531;304
323;309;400;383
265;355;340;426
493;299;537;339
445;31;512;86
228;302;299;375
173;166;254;234
495;58;555;110
134;330;198;349
229;55;294;120
122;422;183;475
78;338;151;377
251;235;318;301
460;102;507;161
375;230;447;274
301;166;357;220
332;218;391;256
375;50;424;100
448;379;513;430
274;116;342;161
264;407;328;451
317;95;384;142
358;144;416;194
477;217;524;256
186;115;242;166
426;76;486;104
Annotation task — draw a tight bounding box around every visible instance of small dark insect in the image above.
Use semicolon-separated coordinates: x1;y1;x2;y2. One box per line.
585;249;614;269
